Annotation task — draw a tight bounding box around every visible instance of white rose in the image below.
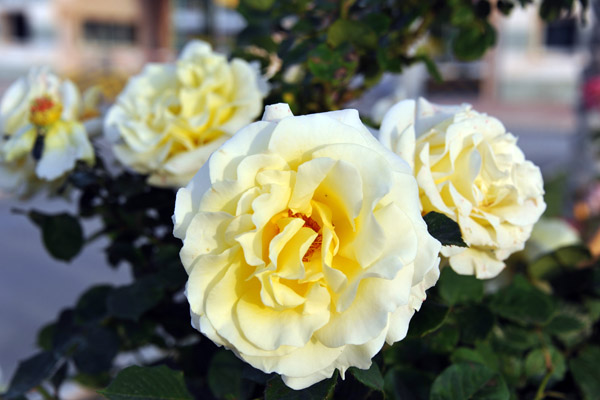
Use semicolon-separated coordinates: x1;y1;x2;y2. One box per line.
105;40;267;188
173;103;441;389
380;98;546;279
0;68;95;196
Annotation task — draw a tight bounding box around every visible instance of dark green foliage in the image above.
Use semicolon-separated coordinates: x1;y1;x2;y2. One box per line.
98;365;193;400
3;352;59;399
107;277;165;321
27;210;84;261
430;363;509;400
234;0;587;114
349;363;384;392
423;212;468;248
408;302;449;337
570;346;600;400
438;268;484;306
207;350;254;400
489;275;556;325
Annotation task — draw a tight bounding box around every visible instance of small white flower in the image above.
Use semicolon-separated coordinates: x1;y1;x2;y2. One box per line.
0;68;95;197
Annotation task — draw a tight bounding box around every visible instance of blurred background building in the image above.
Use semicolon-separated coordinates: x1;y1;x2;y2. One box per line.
0;0;244;95
0;0;595;393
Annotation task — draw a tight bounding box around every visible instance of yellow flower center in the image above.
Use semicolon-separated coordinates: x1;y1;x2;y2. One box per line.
29;95;62;127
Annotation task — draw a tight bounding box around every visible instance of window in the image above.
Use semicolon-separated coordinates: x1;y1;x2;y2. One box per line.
545;18;576;50
6;12;31;42
83;21;137;45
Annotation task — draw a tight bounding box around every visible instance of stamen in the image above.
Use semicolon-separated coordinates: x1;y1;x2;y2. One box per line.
29;95;62;127
288;210;323;262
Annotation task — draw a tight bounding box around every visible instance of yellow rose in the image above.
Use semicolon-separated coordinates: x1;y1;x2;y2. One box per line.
105;40;267;188
0;68;95;196
173;103;441;389
380;98;546;279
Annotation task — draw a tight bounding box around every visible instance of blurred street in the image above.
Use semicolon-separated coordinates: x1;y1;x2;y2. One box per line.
0;197;130;387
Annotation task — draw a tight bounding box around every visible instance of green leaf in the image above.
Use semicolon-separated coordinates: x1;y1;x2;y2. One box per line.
423;212;467;247
327;20;377;49
75;285;113;324
552;245;591;266
524;347;566;382
207;350;252;400
29;211;84;262
489;275;556;325
438;267;484;306
72;327;120;374
570;346;600;400
475;0;492;18
364;13;391;36
541;173;567;218
430;363;509;400
584;298;600;322
307;43;358;83
426;323;460;354
384;367;432;400
264;372;337;400
407;302;449;337
37;322;56;351
51;309;84;355
497;0;515;15
99;365;193;400
450;348;489;367
107;277;164;321
349;363;384;392
529;245;591;280
416;54;443;82
492;325;539;353
3;351;58;399
451;5;475;25
455;305;494;344
452;22;496;61
543;314;585;335
498;355;523;387
376;47;405;73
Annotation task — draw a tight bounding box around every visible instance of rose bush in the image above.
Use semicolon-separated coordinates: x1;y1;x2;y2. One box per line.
380;98;546;278
0;68;97;197
105;40;267;188
173;103;441;389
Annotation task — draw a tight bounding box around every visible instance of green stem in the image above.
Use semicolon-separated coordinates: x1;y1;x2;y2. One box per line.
534;369;553;400
340;0;356;19
86;228;106;244
36;385;55;400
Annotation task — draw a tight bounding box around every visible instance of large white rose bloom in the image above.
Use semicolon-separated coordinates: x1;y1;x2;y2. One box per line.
0;68;96;197
105;40;267;188
380;98;546;279
173;103;441;389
